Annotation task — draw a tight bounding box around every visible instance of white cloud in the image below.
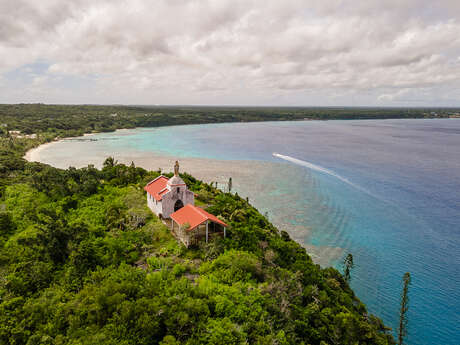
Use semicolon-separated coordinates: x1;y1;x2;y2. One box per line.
0;0;459;105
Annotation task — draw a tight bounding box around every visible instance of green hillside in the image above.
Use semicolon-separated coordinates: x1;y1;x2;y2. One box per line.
0;155;395;344
0;105;397;344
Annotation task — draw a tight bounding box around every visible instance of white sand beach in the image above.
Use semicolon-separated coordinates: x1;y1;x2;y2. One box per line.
23;141;62;162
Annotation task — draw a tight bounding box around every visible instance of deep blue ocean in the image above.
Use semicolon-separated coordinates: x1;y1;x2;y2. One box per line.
39;119;460;344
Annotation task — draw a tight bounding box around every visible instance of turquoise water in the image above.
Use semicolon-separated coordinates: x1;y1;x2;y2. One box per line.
38;119;460;344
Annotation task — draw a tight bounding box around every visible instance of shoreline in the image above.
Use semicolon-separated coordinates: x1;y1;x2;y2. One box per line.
23;131;106;162
23;133;343;267
23;140;61;162
23;117;460;163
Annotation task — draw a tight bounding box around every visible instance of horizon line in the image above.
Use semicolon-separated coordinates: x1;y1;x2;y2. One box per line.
2;102;460;109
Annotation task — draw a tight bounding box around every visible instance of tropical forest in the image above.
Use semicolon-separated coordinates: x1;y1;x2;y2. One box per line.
0;104;408;344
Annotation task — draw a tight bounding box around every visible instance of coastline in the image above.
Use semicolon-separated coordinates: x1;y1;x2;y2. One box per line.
23;117;460;164
16;116;460;344
23;135;343;267
23;140;61;162
23;131;100;162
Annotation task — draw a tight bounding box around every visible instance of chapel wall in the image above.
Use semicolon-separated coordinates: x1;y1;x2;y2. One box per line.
184;189;195;206
162;186;194;218
147;194;155;212
147;194;163;216
162;194;175;219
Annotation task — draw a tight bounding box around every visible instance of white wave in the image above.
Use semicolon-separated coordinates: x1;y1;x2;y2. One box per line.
272;152;364;192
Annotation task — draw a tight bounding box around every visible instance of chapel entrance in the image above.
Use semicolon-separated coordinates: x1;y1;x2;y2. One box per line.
174;199;184;212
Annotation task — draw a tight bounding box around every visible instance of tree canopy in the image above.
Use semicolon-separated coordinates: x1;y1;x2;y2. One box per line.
0;104;398;344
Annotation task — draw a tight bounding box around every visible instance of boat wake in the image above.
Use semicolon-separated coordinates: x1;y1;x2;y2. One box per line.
272;152;366;193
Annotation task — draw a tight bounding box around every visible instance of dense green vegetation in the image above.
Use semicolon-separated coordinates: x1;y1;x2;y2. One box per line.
1;103;458;137
0;156;395;344
0;104;402;344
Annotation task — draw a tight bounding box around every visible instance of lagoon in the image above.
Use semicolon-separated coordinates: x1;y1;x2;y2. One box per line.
28;119;460;344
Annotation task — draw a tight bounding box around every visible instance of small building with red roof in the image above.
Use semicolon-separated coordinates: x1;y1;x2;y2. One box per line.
170;204;227;247
144;161;194;219
145;161;228;247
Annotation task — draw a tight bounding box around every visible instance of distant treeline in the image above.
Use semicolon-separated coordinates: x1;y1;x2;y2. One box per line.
0;103;457;137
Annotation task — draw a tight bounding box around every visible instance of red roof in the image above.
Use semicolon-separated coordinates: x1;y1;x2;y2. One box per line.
170;204;228;231
144;176;169;201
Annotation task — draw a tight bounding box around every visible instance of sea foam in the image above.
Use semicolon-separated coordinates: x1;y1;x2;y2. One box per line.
272;152;368;194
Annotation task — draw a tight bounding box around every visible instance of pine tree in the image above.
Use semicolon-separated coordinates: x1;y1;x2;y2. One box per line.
398;272;411;345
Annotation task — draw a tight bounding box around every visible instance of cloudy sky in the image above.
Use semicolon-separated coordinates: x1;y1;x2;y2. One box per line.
1;0;459;106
